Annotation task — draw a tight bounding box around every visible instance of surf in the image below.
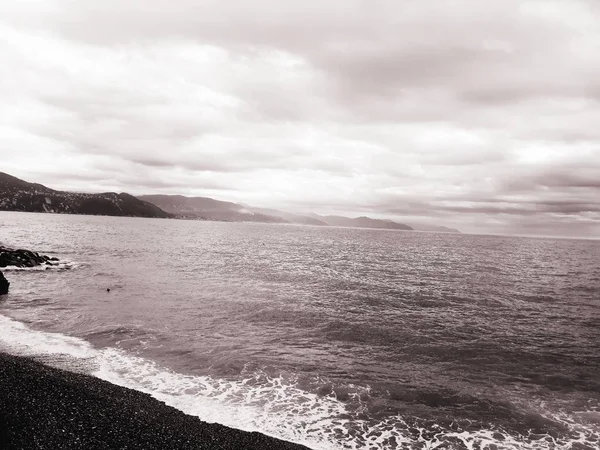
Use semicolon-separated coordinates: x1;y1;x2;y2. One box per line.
1;313;597;450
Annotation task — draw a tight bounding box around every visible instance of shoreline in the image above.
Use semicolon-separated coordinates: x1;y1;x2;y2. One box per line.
0;352;312;450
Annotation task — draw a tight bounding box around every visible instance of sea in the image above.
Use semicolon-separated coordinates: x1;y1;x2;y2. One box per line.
1;211;599;450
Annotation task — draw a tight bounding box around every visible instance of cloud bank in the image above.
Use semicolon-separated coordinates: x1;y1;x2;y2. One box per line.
1;0;599;237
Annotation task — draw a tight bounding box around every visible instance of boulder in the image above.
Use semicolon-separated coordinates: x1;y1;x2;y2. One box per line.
0;246;58;268
0;253;12;268
0;271;9;295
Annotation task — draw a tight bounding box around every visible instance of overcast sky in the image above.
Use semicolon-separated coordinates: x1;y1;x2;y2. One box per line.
1;1;599;237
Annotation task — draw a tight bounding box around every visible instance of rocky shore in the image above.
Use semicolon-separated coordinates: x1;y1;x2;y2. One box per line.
0;271;8;295
0;246;61;295
0;352;312;450
0;246;59;269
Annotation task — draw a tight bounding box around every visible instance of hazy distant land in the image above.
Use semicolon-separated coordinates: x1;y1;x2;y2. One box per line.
0;172;459;233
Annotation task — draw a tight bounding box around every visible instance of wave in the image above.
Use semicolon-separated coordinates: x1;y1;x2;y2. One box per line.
0;314;597;450
82;324;162;350
83;325;152;340
1;260;80;272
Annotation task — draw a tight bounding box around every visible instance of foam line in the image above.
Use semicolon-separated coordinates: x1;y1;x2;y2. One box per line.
0;314;597;450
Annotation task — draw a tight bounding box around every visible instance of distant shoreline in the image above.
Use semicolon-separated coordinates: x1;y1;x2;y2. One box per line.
1;171;460;233
0;210;461;235
0;352;311;450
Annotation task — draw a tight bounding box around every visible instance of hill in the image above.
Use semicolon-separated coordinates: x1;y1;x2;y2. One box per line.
245;207;329;226
139;194;416;230
0;172;170;218
0;173;459;231
318;215;413;230
408;224;461;233
137;194;287;223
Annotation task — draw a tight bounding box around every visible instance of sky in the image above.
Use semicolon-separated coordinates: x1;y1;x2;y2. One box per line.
1;0;599;237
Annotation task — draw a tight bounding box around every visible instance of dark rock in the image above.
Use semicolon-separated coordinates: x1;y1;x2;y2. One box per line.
0;246;58;268
0;271;9;295
0;254;10;268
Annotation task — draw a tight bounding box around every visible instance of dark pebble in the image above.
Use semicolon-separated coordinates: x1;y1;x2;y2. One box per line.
0;353;312;450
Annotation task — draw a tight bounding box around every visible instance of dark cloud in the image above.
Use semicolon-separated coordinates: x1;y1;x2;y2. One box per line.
536;172;600;189
130;158;174;169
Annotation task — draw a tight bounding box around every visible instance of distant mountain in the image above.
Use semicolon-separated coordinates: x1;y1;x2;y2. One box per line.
246;207;329;226
139;194;420;230
0;173;459;230
138;194;287;223
138;194;242;216
318;215;413;230
0;172;170;218
409;224;461;233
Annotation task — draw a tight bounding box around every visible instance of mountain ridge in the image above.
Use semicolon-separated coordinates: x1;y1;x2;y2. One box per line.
317;215;413;230
0;172;170;218
139;194;438;232
137;194;287;224
0;172;460;232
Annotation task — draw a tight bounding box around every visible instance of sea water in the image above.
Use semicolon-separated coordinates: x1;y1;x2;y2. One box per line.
1;211;599;449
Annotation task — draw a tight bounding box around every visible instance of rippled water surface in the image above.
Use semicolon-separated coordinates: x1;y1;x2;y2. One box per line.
1;212;599;449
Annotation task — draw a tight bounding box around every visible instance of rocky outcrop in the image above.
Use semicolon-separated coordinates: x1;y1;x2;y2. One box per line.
0;271;9;295
0;246;59;269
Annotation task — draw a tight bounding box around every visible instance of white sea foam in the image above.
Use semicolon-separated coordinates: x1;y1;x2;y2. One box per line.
1;260;79;271
0;314;598;450
0;314;94;359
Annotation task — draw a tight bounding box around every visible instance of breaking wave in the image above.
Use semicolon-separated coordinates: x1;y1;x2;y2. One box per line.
1;260;80;272
0;314;598;450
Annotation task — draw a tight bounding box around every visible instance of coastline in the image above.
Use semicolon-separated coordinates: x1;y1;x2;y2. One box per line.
0;352;312;450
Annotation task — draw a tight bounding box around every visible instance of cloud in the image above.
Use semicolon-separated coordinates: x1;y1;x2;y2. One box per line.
0;0;599;237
